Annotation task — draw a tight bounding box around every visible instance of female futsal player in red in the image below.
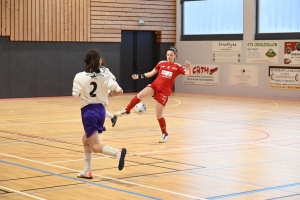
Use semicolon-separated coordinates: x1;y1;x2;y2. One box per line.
116;47;192;143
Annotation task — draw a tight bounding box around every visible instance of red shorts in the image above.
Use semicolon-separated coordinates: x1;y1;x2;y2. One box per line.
147;83;169;106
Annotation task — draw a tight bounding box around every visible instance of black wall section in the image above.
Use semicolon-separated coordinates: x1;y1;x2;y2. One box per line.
10;42;36;98
0;37;10;98
136;31;156;92
0;38;121;98
120;31;135;93
60;43;85;96
0;36;172;98
99;43;121;82
36;42;61;96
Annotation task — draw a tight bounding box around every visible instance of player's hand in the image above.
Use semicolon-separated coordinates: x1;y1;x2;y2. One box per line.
132;74;138;80
185;60;191;67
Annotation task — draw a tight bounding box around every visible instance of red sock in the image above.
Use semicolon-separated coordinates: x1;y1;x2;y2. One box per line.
157;117;167;134
126;95;141;112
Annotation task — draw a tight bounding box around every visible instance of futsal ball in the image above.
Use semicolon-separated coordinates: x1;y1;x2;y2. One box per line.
134;103;146;115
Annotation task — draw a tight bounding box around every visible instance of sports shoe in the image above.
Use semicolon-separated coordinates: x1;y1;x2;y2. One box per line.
116;148;127;171
111;115;118;127
115;109;130;117
159;133;169;143
77;171;93;179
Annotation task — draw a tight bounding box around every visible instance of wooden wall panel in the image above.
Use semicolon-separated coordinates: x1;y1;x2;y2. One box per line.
10;0;14;40
87;0;90;41
6;0;11;36
39;0;43;41
1;0;3;35
56;0;59;40
31;0;34;40
90;0;176;43
19;0;23;40
0;0;175;42
35;0;39;40
74;0;80;42
14;0;18;40
52;0;56;41
48;0;52;41
27;0;31;40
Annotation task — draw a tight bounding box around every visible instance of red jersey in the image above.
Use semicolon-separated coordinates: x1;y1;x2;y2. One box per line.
153;61;186;96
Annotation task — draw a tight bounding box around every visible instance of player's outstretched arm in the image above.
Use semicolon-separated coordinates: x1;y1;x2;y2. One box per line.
132;68;158;80
184;60;192;76
109;89;123;97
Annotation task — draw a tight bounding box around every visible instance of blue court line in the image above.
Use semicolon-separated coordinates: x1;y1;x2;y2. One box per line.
0;160;160;200
266;193;300;200
207;183;300;199
183;157;300;198
0;185;89;199
188;172;296;194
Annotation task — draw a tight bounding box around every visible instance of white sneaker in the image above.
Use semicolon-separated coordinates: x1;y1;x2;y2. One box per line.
116;148;127;171
159;133;169;143
77;171;93;179
115;108;130;117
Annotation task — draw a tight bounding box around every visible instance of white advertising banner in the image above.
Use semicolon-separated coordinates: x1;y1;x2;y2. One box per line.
212;42;241;63
284;42;300;64
246;42;278;64
183;64;219;85
269;66;300;90
228;65;258;86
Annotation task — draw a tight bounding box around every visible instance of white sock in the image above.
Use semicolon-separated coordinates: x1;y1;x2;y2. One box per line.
83;153;92;173
102;145;118;157
106;112;114;119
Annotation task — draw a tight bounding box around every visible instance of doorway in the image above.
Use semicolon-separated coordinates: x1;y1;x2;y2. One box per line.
120;30;157;92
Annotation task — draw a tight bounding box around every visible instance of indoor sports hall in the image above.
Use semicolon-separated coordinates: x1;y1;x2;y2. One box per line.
0;0;299;199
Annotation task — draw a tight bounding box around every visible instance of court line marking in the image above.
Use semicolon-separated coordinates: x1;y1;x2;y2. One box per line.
0;186;46;200
251;143;300;151
189;171;297;195
0;160;159;200
132;135;300;156
0;153;207;200
207;182;300;200
45;134;300;164
266;193;300;200
49;156;111;163
168;93;300;104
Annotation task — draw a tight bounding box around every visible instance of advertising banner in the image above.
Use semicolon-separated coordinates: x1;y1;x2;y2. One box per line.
183;64;219;85
212;42;241;63
269;66;300;90
228;65;258;86
246;42;278;63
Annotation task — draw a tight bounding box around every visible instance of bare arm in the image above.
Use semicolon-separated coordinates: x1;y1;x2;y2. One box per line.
109;88;123;97
132;68;158;80
72;75;81;97
184;60;192;76
108;79;123;97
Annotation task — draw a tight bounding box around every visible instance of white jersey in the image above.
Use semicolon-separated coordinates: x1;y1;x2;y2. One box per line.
72;71;122;108
100;67;116;80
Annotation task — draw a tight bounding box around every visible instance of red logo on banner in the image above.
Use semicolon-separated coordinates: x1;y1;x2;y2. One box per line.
193;66;218;75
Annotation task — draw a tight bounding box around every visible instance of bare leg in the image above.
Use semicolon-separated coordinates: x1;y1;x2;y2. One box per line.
78;133;93;177
116;87;155;116
137;87;155;99
86;131;127;170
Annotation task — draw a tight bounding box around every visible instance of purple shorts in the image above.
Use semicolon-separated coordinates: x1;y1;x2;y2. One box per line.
81;104;106;138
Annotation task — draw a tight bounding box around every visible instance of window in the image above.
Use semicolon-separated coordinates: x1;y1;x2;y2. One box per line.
181;0;243;41
256;0;300;40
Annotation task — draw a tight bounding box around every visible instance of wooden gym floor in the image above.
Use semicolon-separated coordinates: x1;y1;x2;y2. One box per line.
0;93;300;200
